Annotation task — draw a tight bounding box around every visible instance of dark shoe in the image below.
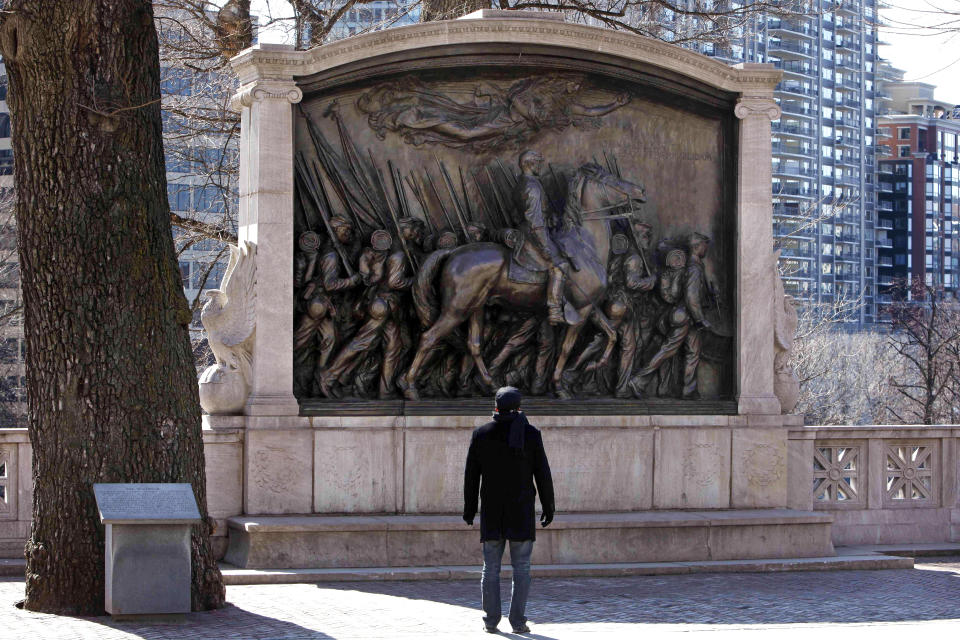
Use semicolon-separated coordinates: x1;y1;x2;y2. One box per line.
512;623;531;633
484;624;499;633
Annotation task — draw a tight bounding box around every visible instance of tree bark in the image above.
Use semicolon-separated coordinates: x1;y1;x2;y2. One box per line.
421;0;490;23
0;0;224;614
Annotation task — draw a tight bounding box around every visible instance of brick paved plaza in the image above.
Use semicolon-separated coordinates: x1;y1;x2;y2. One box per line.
3;559;960;639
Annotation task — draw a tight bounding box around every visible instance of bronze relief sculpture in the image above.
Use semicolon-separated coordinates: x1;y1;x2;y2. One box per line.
357;74;630;152
292;71;731;404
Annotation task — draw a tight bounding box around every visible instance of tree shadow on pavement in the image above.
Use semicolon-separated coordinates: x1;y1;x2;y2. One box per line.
315;566;960;627
1;578;334;640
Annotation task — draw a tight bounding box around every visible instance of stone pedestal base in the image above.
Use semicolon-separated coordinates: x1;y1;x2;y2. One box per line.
105;523;192;615
224;510;834;569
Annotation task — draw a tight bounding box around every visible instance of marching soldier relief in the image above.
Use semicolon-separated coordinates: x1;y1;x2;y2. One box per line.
292;70;733;403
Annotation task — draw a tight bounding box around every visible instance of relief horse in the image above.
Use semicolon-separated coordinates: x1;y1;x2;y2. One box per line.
399;164;646;400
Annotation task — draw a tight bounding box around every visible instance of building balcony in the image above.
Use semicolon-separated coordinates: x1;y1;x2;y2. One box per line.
877;256;894;267
777;84;818;98
876;238;894;248
771;142;811;157
773;122;814;138
773;165;816;178
774;60;813;76
767;20;816;38
876;218;894;230
769;40;816;58
779;247;816;258
774;185;814;197
835;19;858;33
781;103;815;117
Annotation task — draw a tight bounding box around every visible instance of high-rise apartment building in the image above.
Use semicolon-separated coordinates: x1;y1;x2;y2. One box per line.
876;70;960;314
0;61;24;427
677;0;883;323
324;0;419;39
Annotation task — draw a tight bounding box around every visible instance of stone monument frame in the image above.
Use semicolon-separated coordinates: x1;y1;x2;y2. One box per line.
207;14;839;569
227;12;782;419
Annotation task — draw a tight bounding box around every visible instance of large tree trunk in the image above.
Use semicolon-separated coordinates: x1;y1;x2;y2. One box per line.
0;0;224;614
421;0;490;22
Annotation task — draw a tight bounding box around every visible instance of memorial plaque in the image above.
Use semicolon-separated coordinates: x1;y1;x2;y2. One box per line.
291;48;737;406
93;483;201;524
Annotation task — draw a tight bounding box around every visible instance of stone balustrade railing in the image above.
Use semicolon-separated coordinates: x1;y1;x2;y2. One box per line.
788;425;960;545
0;426;244;559
3;425;959;559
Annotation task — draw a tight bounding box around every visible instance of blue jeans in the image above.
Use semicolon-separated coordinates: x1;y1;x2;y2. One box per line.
481;539;533;630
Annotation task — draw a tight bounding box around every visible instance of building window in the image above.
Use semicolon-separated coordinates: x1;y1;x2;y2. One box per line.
899;145;911;158
898;127;911;140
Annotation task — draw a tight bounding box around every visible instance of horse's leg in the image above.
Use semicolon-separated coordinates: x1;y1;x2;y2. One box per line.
466;309;495;392
552;306;592;398
400;311;464;401
585;307;619;373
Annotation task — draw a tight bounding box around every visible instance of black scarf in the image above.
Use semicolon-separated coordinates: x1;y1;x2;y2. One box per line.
493;409;528;455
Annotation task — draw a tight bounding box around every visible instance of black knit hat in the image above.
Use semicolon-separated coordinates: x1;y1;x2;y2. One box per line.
495;386;522;413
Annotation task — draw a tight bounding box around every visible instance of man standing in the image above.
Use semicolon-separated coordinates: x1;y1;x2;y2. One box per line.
464;387;555;634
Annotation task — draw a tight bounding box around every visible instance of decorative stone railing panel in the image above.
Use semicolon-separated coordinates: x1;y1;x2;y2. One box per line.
790;426;960;545
813;442;863;507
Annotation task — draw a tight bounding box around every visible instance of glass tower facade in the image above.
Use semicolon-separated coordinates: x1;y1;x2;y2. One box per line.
686;1;882;323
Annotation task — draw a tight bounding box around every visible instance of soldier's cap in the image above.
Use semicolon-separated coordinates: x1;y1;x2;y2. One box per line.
371;229;393;251
519;150;543;167
631;221;653;232
299;230;321;252
437;231;458;249
330;215;353;231
689;232;710;247
665;248;687;268
495;386;522;413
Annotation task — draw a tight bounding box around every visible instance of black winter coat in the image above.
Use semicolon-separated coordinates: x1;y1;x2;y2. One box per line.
463;413;555;541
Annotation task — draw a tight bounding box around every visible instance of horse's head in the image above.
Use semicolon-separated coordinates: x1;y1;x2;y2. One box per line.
578;162;646;209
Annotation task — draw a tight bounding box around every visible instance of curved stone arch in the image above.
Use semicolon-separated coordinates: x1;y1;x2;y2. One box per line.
231;17;779;99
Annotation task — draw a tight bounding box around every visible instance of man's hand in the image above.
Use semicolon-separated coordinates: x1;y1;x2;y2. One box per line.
540;511;553;528
463;514;475;526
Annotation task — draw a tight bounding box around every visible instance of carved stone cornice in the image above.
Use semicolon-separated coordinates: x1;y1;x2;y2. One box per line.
734;96;781;121
227;17;782;96
229;79;304;113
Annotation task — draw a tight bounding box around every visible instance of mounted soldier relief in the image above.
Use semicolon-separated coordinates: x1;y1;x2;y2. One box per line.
293;66;734;405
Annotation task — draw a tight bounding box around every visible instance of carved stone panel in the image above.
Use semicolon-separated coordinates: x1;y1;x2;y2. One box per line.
292;56;736;406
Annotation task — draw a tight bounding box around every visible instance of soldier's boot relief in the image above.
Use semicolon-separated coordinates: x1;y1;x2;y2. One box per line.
397;374;419;401
547;267;566;325
627;374;649;400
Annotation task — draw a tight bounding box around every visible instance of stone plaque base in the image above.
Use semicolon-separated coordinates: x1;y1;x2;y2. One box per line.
105;524;192;615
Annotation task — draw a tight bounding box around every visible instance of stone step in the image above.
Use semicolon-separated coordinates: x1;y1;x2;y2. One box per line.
219;552;912;585
224;509;836;570
0;539;25;560
0;558;25;577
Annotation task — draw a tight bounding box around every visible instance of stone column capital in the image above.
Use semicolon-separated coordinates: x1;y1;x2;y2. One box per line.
230;79;304;112
734;95;781;121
